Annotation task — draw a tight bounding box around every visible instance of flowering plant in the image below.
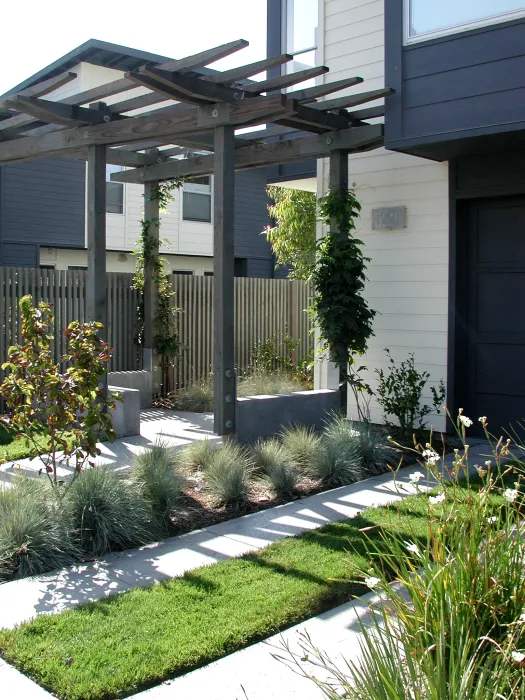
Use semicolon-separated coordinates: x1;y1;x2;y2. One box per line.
279;410;525;698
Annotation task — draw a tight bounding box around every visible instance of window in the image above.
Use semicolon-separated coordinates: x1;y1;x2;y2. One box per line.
283;0;318;91
172;269;194;275
106;164;124;214
406;0;525;43
68;265;87;271
183;176;212;223
40;264;55;270
204;271;214;277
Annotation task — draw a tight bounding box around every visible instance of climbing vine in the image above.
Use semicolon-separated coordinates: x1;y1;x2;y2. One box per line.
133;179;185;395
312;188;376;420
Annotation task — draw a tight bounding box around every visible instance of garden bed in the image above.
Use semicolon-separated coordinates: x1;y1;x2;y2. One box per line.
0;476;503;700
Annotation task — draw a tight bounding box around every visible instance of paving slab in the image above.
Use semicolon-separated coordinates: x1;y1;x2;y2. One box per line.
0;657;54;699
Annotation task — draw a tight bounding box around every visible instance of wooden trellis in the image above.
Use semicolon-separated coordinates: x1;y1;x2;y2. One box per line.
0;38;391;435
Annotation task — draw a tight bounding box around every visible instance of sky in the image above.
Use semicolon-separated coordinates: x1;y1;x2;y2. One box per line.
0;0;268;95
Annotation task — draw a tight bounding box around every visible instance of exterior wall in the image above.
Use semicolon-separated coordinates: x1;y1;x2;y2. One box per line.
385;4;525;158
320;0;449;431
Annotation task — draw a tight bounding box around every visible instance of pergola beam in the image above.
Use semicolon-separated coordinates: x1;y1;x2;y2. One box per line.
0;94;298;165
242;66;329;94
287;76;363;102
5;96;127;127
110;125;384;183
205;54;293;83
0;71;77;113
313;88;394;112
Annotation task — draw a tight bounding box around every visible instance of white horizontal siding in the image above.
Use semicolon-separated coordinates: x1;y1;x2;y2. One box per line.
319;0;449;431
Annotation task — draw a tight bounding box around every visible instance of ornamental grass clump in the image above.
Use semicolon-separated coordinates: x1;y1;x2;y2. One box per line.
281;411;525;699
251;439;298;498
205;442;253;507
309;414;363;488
179;438;217;472
280;425;320;472
63;468;158;556
356;424;396;477
130;442;186;530
0;478;77;581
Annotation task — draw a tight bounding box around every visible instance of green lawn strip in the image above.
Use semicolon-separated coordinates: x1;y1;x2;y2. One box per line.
0;481;500;700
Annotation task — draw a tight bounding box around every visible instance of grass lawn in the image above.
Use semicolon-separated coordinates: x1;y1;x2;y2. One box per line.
0;423;76;463
0;480;499;700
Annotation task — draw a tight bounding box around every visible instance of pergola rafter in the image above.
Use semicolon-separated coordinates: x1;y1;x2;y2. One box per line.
0;38;392;436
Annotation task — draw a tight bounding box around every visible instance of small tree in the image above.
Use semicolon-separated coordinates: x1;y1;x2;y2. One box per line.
265;185;317;281
0;295;119;486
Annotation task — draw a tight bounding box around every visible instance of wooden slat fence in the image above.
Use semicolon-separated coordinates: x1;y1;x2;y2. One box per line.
171;275;313;388
0;268;313;407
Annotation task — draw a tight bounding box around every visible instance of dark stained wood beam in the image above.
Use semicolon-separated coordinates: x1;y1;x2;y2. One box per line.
348;105;385;121
205;54;293;84
108;90;167;114
242;66;328;93
287;76;363;103
236;125;298;142
0;71;77;113
110;125;384;183
133;67;248;105
275;101;350;132
5;96;127;127
0;93;297;165
151;39;249;73
312;88;394;112
86;144;107;340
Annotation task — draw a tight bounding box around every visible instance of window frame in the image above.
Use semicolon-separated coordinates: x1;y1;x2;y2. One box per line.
182;175;213;224
404;0;525;44
105;164;125;215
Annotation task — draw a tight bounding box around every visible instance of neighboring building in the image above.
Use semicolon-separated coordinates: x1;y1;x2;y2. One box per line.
0;40;275;277
269;0;525;435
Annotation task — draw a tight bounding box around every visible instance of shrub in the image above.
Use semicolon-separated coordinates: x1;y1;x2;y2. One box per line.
0;478;76;580
179;438;217;472
281;412;525;699
280;425;320;471
0;295;118;486
375;348;445;440
310;414;362;487
205;442;252;507
130;443;186;529
356;425;396;477
63;469;158;556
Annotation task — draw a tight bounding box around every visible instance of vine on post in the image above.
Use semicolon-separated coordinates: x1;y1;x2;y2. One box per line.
133;179;184;396
312;188;376;421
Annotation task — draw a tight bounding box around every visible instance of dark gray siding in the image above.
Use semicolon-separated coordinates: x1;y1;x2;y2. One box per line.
234;169;275;277
385;4;525;160
0;158;85;265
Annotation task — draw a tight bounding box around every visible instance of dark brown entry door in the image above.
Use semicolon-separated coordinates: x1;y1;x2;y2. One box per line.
464;197;525;436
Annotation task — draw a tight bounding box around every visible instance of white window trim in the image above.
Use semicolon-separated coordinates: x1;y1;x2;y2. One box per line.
181;176;213;225
404;2;525;45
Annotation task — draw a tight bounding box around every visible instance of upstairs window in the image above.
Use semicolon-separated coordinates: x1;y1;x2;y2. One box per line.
106;164;124;214
183;176;212;223
283;0;318;91
406;0;525;43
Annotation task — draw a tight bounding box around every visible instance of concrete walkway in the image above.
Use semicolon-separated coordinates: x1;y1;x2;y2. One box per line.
0;440;493;699
0;409;219;484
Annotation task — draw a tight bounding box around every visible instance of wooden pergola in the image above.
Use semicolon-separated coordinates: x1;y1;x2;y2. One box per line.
0;39;390;436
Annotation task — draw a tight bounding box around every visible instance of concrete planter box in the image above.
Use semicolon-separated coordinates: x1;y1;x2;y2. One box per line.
109;385;141;438
236;389;340;444
108;370;152;409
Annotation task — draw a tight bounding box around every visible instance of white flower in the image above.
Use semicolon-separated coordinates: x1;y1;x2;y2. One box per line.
484;460;492;468
405;542;421;557
422;449;440;465
511;651;525;663
520;612;525;622
365;576;381;589
429;492;445;505
478;416;487;425
410;472;424;484
487;516;498;524
459;415;473;427
504;488;518;503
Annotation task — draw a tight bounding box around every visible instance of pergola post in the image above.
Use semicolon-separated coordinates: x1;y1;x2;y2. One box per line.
143;179;162;400
329;149;350;412
86;144;108;396
213;125;236;436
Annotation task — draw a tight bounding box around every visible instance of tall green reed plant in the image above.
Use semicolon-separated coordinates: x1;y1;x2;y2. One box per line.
277;410;525;699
